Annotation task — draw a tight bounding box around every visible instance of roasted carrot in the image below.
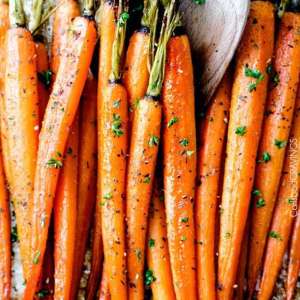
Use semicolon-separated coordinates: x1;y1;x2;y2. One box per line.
257;83;300;300
72;74;97;299
87;2;116;297
217;2;275;299
0;153;10;299
1;0;41;280
126;3;178;299
54;117;79;299
161;14;197;300
147;180;176;300
50;0;80;81
35;40;50;122
247;12;300;298
195;73;231;300
123;0;158;123
286;205;300;300
98;263;111;300
23;3;97;298
99;2;130;299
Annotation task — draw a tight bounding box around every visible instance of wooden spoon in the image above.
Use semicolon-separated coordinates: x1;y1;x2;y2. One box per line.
179;0;250;104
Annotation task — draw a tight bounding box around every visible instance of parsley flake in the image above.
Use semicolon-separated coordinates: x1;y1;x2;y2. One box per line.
46;157;63;169
235;126;247;136
167;117;179;128
148;239;155;248
145;269;156;286
112;114;124;137
149;135;159;147
274;139;287;149
180;138;189;147
256;198;266;208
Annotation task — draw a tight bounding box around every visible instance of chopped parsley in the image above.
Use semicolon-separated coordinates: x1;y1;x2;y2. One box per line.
118;12;129;27
33;250;41;264
113;99;121;108
181;217;189;223
274;139;287;149
103;192;112;200
148;239;155;248
167;117;179;128
149;135;159;147
181;235;187;241
245;66;264;92
112;113;124;137
193;0;206;4
145;269;156;286
46;157;63;169
38;70;52;88
269;231;282;240
36;289;50;298
252;189;261;196
180;138;189;147
143;175;151;184
11;225;18;242
258;151;271;163
235;126;247;136
288;198;294;205
256;198;266;208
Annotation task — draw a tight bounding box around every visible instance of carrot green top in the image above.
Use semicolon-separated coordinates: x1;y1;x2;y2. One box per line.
146;0;180;97
9;0;25;27
83;0;94;17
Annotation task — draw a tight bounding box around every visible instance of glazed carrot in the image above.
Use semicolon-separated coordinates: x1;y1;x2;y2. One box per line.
161;14;197;300
257;84;300;300
286;205;300;300
247;12;300;297
1;0;41;280
23;3;97;298
195;73;231;300
98;263;111;300
123;0;158;123
99;2;130;299
50;0;80;81
35;41;50;122
217;2;275;299
0;152;10;299
126;3;178;299
54;117;79;299
87;2;116;297
72;74;97;298
147;181;175;300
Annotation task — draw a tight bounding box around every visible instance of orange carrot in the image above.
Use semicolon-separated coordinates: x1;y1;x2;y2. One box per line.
247;12;300;297
286;205;300;300
35;40;50;122
98;263;111;300
50;0;80;81
195;73;231;300
217;2;275;299
123;0;158;123
257;82;300;300
23;6;97;298
162;21;197;300
126;3;178;299
72;74;97;299
87;3;116;298
1;0;40;280
0;152;10;299
54;117;79;299
147;180;176;300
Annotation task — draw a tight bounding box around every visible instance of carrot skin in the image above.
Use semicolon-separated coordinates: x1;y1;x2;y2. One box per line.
72;75;97;298
195;73;231;300
217;2;275;299
247;12;300;297
162;34;197;300
257;83;300;300
126;97;161;300
23;17;97;299
88;4;116;298
99;263;111;300
54;117;79;300
0;153;10;300
123;30;150;122
100;82;128;300
2;27;40;280
35;41;50;122
286;205;300;300
147;181;176;300
50;0;80;80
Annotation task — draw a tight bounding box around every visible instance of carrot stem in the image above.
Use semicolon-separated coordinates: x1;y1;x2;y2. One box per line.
9;0;25;27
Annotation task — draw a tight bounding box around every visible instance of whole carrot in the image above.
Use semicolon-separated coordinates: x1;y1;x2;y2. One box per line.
195;73;231;300
99;2;130;299
217;2;275;299
257;83;300;300
247;12;300;297
23;2;97;297
147;180;176;300
50;0;80;81
126;3;179;299
123;0;158;123
1;0;41;280
87;2;116;297
54;117;79;300
98;263;111;300
286;205;300;300
0;153;10;300
161;13;197;300
72;74;97;299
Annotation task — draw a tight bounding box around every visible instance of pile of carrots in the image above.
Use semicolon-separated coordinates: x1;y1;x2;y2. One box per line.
0;0;299;299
